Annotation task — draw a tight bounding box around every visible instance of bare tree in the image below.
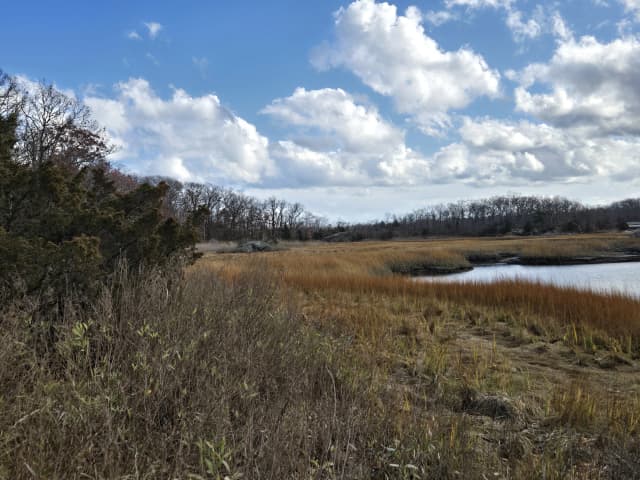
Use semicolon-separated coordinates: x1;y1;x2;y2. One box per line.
17;81;112;169
284;202;304;238
0;71;22;118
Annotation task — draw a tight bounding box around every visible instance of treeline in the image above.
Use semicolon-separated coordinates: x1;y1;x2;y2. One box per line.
348;195;640;240
141;178;330;242
154;187;640;243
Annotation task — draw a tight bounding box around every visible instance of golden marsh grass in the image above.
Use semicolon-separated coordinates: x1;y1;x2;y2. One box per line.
4;234;639;478
195;233;640;476
203;233;640;349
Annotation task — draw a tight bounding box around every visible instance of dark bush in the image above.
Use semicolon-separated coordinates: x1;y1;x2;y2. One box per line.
0;75;203;313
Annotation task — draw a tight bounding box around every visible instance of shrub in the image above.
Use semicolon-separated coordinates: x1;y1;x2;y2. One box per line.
0;263;380;478
0;101;204;313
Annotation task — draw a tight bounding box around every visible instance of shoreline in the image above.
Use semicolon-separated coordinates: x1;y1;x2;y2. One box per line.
413;253;640;276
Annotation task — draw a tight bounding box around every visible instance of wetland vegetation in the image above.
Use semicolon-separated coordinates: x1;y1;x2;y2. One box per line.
195;233;640;478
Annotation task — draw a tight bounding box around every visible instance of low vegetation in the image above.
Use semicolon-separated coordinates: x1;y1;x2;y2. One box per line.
8;234;640;478
1;263;375;478
200;233;640;477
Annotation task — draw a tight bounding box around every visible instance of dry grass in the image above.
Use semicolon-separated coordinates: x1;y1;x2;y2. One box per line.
0;262;389;478
1;260;523;479
3;233;640;478
197;233;640;477
204;233;640;351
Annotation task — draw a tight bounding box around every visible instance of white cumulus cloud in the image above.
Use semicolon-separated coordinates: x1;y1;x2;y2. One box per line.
85;78;275;184
505;8;542;41
144;21;163;39
514;35;640;135
442;117;640;184
262;87;432;186
620;0;640;19
424;10;458;26
311;0;501;135
445;0;572;43
262;87;403;153
445;0;513;8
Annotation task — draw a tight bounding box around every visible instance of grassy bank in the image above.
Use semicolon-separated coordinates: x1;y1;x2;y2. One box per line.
3;233;640;478
205;233;640;348
199;233;640;477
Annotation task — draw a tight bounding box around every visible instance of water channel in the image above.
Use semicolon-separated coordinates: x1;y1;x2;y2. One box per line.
417;261;640;299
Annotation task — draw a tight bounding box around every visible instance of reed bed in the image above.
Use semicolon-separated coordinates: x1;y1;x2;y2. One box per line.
205;233;640;352
5;234;636;478
285;272;640;349
198;233;640;477
5;260;571;479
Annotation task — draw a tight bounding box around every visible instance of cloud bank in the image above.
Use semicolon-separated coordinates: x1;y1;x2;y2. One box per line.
79;0;640;202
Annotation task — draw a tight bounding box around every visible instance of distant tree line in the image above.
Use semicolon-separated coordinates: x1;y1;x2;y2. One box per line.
138;178;330;242
347;195;640;240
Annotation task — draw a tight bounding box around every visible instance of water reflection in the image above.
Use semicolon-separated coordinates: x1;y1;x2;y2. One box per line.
417;262;640;298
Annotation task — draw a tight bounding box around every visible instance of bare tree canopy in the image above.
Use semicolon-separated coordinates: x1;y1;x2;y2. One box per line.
346;195;640;240
0;70;22;118
15;79;113;170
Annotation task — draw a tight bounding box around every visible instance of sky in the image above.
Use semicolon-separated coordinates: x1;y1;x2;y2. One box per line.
2;0;640;221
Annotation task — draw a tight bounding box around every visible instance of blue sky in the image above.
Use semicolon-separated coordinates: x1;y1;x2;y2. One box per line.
2;0;640;220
